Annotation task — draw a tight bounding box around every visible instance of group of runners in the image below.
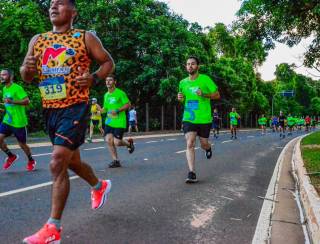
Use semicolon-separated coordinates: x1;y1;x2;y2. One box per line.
0;0;317;243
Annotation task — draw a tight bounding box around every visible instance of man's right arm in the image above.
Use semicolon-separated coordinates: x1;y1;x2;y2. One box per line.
20;34;40;83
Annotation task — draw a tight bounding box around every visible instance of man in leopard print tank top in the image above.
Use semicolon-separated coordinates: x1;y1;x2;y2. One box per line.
20;0;114;243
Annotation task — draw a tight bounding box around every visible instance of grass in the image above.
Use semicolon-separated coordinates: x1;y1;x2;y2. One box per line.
301;132;320;194
28;130;47;138
301;131;320;145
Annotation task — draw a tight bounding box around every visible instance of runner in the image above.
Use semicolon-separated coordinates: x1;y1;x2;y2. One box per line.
212;108;220;139
258;114;267;135
305;115;311;132
297;116;304;131
128;105;139;133
271;115;279;132
0;69;36;171
178;56;220;183
229;107;240;139
20;0;114;243
99;74;135;168
287;114;295;136
311;117;316;130
278;111;286;139
87;97;104;143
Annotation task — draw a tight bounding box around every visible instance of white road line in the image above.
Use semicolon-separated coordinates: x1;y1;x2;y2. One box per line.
222;140;233;144
32;153;52;157
0;176;79;198
176;147;200;154
247;136;255;138
84;147;105;151
146;141;158;144
167;139;177;141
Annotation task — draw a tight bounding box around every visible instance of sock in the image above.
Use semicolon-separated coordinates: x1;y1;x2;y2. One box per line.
47;218;61;230
93;181;102;191
27;154;33;161
4;149;14;157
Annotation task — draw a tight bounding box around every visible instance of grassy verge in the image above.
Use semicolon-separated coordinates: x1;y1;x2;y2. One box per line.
28;130;47;138
301;131;320;194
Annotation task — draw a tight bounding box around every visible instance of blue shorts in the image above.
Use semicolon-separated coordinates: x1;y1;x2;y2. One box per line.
0;123;27;143
43;102;90;150
129;120;136;127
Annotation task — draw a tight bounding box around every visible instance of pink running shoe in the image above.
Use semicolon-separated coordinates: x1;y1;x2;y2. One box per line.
3;154;18;170
26;159;37;172
91;179;112;209
22;223;61;244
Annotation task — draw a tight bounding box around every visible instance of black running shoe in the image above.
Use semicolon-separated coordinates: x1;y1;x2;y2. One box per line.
231;136;234;140
127;138;135;154
108;160;121;168
205;147;212;159
186;172;198;183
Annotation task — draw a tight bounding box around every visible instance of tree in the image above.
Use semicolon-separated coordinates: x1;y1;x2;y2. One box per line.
237;0;320;70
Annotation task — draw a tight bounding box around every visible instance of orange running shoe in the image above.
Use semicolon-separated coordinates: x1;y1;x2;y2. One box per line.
91;179;112;209
26;159;37;172
3;154;18;170
22;223;61;244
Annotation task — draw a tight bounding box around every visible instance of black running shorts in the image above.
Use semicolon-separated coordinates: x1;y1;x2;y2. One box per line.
43;102;90;150
183;122;211;138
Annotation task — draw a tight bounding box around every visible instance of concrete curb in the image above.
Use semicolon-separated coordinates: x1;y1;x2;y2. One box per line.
252;136;300;244
292;136;320;243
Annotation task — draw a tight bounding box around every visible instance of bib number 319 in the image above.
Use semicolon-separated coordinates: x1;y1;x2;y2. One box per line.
39;77;67;100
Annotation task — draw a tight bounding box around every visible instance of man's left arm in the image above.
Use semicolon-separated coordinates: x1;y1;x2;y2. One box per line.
76;32;115;88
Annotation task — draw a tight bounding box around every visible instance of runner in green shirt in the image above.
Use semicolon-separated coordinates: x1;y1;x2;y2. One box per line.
229;108;241;139
287;114;295;136
99;74;135;168
178;56;220;183
258;114;267;135
0;69;36;171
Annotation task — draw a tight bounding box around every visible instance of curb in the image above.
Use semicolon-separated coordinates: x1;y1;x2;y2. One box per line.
252;136;300;244
292;136;320;243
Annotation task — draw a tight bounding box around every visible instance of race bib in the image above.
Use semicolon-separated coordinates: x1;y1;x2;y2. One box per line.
107;111;119;119
39;77;67;100
186;100;199;110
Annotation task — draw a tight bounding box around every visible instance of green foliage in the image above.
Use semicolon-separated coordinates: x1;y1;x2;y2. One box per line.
237;0;320;69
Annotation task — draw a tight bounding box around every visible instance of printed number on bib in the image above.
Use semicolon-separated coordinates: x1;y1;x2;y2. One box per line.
39;77;67;100
183;100;199;121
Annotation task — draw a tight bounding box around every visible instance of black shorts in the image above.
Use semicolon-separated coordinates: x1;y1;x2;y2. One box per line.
279;122;285;128
183;122;211;138
43;102;90;150
104;125;125;140
0;123;27;143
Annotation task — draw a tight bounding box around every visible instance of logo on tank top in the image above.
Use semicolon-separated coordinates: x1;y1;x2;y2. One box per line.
42;44;76;75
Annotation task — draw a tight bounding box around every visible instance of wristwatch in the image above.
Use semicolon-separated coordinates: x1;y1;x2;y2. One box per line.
92;73;99;86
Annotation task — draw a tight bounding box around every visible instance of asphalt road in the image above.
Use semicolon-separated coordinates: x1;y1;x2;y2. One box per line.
0;129;310;244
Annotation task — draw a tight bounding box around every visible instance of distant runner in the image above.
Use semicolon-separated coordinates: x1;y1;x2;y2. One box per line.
229;107;240;139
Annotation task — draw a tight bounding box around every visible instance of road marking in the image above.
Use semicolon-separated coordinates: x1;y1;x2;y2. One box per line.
247;136;255;138
167;138;177;141
176;147;200;154
219;196;234;201
32;153;52;157
84;147;105;151
222;140;233;144
0;176;79;198
144;158;149;161
146;141;158;144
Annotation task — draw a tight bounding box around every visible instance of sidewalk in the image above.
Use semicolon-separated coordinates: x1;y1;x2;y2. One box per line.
270;138;305;243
